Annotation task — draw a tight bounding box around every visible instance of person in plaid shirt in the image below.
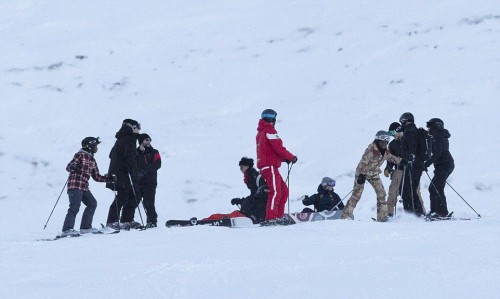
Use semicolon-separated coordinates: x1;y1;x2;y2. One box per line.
61;137;115;237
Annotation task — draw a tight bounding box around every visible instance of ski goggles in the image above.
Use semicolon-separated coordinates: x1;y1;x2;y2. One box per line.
89;137;101;145
132;123;141;130
321;180;336;187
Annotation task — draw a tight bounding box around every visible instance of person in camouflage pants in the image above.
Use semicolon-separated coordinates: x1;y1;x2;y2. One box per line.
342;131;401;222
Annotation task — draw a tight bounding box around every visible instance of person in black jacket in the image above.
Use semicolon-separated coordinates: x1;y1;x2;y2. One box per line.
385;122;425;217
201;157;268;224
399;112;425;216
106;119;142;229
136;133;162;228
301;177;344;213
425;118;454;217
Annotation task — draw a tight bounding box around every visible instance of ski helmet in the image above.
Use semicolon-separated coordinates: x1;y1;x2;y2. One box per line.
399;112;414;125
81;137;101;149
261;109;277;123
426;118;444;129
375;130;390;142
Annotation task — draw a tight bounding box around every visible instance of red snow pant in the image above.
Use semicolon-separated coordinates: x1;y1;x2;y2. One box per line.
202;210;245;221
260;165;288;220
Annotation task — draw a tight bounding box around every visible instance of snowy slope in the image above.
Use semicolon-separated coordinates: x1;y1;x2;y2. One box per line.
1;0;499;298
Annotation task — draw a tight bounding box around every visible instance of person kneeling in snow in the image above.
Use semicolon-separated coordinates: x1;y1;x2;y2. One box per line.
201;157;269;224
300;177;344;213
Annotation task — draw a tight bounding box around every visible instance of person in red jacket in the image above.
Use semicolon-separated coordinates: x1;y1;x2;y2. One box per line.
256;109;297;225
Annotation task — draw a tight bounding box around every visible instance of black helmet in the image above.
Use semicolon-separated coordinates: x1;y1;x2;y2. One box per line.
261;109;277;123
81;137;101;149
399;112;414;125
426;118;444;129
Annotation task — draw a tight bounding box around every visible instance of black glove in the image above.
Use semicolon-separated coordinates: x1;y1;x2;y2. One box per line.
106;174;117;183
408;154;415;164
69;163;80;173
357;174;366;185
231;198;241;205
300;195;309;204
286;156;298;165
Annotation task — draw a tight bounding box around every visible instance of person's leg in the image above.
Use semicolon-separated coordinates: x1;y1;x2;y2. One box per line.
80;191;97;229
62;189;84;231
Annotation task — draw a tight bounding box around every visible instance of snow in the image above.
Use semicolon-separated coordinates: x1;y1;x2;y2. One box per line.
1;0;499;298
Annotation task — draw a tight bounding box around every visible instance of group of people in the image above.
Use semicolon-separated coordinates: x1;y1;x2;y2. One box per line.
61;119;162;236
341;112;455;221
60;109;455;234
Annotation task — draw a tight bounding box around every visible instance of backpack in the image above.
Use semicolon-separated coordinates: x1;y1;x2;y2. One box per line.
417;127;433;161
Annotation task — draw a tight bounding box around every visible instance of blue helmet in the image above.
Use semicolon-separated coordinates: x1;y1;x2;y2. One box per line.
261;109;277;123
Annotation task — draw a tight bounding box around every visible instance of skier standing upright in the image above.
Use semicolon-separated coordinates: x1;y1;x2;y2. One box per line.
136;133;162;228
61;137;115;237
425;118;454;218
106;119;142;229
256;109;297;224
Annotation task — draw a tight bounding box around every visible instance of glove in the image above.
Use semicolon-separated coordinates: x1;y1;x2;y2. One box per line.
408;154;415;164
69;163;80;173
384;167;392;178
300;195;309;203
106;174;117;183
357;174;366;185
231;198;241;205
291;156;298;164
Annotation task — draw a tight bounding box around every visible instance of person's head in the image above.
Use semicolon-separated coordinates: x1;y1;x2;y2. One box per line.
138;133;152;148
123;119;141;133
238;157;254;173
374;130;390;149
399;112;414;127
81;136;101;154
321;177;336;191
426;118;444;131
388;122;401;136
261;109;277;126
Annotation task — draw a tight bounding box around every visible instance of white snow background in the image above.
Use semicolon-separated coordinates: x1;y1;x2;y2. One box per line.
1;0;499;298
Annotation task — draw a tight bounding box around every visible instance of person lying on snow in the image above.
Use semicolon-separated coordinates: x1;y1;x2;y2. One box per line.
300;177;344;213
201;157;269;224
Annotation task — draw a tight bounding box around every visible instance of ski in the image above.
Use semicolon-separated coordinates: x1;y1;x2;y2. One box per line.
37;226;119;241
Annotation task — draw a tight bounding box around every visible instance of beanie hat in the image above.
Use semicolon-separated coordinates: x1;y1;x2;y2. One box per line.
138;133;151;144
388;122;401;132
239;157;254;167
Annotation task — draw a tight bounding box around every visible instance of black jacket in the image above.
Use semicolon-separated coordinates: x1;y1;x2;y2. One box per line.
106;125;138;191
387;138;404;170
400;123;425;170
235;168;268;223
136;145;161;188
302;184;344;212
426;128;454;168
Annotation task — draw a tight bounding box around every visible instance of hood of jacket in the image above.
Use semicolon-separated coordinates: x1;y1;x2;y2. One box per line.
257;119;275;133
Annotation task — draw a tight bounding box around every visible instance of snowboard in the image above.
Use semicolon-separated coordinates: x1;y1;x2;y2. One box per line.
283;209;343;225
166;217;255;228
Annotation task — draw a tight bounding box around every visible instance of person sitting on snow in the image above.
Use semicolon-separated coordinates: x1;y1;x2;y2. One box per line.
300;177;344;213
201;157;269;224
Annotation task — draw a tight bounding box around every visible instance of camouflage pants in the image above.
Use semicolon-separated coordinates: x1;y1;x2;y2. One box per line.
387;169;426;216
342;175;388;221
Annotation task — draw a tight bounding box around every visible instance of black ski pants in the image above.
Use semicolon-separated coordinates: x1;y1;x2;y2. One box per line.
107;189;138;224
139;185;158;225
429;163;454;216
400;165;425;216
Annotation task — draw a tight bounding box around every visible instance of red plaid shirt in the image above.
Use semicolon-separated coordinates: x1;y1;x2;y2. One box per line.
66;149;107;191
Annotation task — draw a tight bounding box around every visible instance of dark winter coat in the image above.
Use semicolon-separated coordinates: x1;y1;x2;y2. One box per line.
106;125;138;191
425;128;454;168
302;184;344;212
387;138;405;170
136;145;161;188
237;168;268;223
400;123;425;171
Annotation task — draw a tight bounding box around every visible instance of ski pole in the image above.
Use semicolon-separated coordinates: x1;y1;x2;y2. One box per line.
113;181;121;230
285;163;293;215
128;173;145;225
445;180;481;218
43;178;68;230
331;188;353;210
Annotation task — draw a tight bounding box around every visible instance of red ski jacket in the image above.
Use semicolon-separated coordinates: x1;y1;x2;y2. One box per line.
256;119;294;169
